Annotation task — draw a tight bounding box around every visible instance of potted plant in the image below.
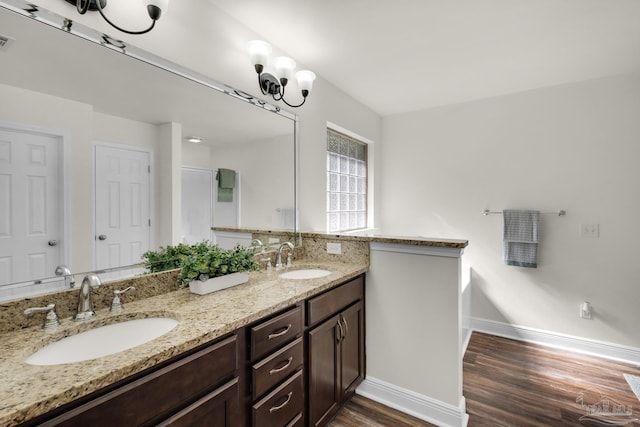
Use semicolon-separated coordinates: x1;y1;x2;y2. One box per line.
142;243;259;295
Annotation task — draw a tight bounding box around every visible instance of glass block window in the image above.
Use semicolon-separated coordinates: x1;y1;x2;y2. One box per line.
327;129;367;232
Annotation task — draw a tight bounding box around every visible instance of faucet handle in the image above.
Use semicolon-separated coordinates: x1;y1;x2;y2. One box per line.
286;253;292;267
110;286;135;313
24;303;61;330
261;258;273;272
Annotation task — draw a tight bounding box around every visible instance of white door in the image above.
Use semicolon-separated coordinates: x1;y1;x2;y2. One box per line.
95;144;150;270
0;127;63;286
181;167;213;244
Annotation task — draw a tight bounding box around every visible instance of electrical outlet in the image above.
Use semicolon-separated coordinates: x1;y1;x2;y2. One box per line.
268;237;280;244
327;242;342;255
580;224;599;238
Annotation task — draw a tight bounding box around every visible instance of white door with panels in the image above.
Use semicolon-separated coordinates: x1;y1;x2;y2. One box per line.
0;126;63;287
95;144;151;270
181;167;213;244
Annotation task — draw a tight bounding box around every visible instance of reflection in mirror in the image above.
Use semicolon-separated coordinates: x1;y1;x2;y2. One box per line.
0;1;296;300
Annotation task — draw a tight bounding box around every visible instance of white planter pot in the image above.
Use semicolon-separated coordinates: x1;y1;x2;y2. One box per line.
188;272;249;295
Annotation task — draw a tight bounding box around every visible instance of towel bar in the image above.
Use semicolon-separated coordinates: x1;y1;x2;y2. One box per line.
482;209;566;216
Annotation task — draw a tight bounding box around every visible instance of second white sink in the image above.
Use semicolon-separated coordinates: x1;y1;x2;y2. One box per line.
26;317;179;366
279;269;332;280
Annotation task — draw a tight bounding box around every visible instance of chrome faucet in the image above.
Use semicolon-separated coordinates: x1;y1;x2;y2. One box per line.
74;273;102;321
55;264;75;288
251;239;265;253
276;242;294;269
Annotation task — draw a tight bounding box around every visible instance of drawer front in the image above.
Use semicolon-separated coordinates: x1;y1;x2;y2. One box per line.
307;275;363;326
251;306;303;361
40;335;238;427
157;377;239;427
252;370;304;427
252;337;303;400
285;412;303;427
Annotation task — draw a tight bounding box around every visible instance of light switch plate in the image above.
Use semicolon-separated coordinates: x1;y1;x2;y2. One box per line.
327;242;342;255
580;224;599;238
268;237;280;244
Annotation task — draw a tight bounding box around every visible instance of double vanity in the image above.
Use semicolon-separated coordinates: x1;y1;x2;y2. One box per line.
0;231;468;427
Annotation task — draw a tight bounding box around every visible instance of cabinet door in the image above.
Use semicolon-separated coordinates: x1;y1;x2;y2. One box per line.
158;377;239;427
340;301;364;400
307;314;341;427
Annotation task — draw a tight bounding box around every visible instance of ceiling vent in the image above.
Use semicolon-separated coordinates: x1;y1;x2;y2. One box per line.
0;34;15;53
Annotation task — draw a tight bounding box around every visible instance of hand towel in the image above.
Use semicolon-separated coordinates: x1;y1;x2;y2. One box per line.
216;168;236;203
503;209;539;268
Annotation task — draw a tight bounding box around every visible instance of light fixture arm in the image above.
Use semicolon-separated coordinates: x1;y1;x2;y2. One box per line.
69;0;164;35
256;71;309;108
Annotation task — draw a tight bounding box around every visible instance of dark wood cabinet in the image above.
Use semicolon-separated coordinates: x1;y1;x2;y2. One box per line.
306;276;365;427
24;333;243;427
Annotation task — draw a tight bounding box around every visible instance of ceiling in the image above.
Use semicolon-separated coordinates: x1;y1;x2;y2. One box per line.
210;0;640;116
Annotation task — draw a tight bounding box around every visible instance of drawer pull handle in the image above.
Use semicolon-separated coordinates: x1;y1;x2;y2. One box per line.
268;324;292;340
336;320;344;343
269;392;293;413
269;357;293;375
342;315;349;338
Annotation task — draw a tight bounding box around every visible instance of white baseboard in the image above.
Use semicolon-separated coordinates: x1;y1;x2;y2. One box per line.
471;317;640;365
357;376;469;427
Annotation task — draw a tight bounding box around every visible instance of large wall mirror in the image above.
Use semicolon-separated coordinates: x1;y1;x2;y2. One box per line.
0;1;296;300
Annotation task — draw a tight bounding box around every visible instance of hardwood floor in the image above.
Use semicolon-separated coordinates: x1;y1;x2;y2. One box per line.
328;332;640;426
327;394;435;427
464;332;640;427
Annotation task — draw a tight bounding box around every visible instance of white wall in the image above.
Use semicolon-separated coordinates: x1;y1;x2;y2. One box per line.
379;72;640;349
366;248;462;407
211;134;294;230
0;84;163;273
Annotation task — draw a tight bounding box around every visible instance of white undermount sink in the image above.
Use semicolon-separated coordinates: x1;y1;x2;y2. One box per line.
279;269;332;280
25;317;179;366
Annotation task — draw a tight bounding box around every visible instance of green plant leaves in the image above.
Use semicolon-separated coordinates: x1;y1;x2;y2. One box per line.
141;242;259;286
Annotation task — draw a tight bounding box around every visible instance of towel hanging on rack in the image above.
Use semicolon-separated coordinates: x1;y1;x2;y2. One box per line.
503;210;539;268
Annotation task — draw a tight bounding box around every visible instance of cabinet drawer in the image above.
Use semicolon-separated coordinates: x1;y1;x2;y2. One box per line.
307;275;363;326
252;370;304;427
251;306;303;361
252;337;303;400
285;412;303;427
157;377;239;427
40;335;238;426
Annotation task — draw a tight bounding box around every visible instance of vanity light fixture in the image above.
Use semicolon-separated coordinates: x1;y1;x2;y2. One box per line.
64;0;168;35
248;40;316;108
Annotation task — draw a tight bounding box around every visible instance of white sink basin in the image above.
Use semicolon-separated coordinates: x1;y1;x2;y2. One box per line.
279;269;332;280
26;317;179;366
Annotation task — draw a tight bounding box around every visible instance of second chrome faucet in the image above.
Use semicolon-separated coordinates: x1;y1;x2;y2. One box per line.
74;273;102;321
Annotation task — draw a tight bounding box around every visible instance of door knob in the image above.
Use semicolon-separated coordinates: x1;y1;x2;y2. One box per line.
48;240;58;247
98;235;107;241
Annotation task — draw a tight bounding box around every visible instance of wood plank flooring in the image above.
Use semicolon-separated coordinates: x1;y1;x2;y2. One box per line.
328;332;640;426
464;332;640;427
327;394;435;427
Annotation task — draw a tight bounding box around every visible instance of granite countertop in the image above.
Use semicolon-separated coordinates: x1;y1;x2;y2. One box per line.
0;261;367;426
212;227;469;249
